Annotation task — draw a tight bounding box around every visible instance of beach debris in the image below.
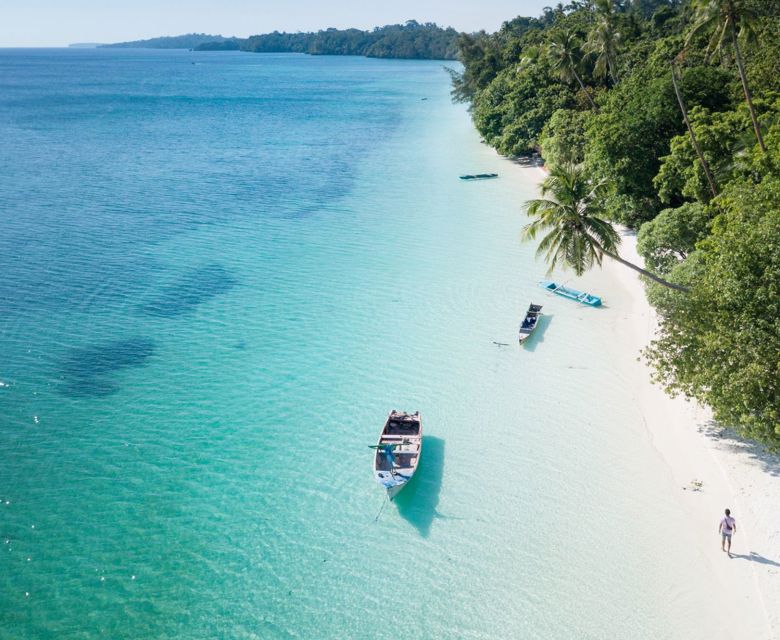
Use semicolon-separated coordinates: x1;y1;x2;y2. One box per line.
131;575;136;580
492;341;510;347
683;479;704;491
0;381;7;387
25;592;29;597
33;416;39;424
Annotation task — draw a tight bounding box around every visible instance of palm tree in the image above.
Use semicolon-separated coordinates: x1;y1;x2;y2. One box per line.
523;164;689;292
517;44;541;73
547;30;599;111
585;0;621;84
670;59;718;199
688;0;766;152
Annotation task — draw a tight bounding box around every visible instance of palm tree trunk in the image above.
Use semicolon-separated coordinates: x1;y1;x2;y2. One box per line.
671;62;718;199
592;240;690;292
572;67;599;111
608;56;619;85
730;19;766;152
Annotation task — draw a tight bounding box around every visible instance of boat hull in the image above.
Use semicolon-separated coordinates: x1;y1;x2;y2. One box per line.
517;331;535;344
372;411;422;500
459;173;498;180
539;281;601;307
376;473;413;499
518;303;543;345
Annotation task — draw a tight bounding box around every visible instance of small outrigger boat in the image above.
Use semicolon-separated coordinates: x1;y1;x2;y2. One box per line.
539;281;601;307
518;304;543;344
371;410;422;499
459;173;498;180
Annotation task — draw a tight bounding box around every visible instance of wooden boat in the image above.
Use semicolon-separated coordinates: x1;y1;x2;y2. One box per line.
371;410;422;499
539;281;601;307
459;173;498;180
518;304;543;344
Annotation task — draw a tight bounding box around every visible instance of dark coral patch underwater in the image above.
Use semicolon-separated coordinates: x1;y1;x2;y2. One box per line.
139;263;238;318
59;337;156;397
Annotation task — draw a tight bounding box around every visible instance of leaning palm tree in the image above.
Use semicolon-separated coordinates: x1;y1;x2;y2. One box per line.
687;0;766;152
547;30;599;111
523;164;689;292
670;59;718;199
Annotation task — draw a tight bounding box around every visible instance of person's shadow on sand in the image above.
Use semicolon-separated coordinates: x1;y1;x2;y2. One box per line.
730;552;780;566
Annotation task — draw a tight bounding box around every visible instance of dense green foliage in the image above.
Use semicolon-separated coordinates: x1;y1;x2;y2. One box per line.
102;34;233;49
455;1;780;444
646;176;780;444
194;22;459;60
636;202;710;273
196;39;241;51
540;108;589;166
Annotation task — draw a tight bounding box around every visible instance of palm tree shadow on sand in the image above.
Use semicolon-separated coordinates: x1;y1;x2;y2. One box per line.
393;436;445;537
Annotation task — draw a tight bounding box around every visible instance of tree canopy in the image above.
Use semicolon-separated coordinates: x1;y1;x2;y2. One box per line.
645;177;780;443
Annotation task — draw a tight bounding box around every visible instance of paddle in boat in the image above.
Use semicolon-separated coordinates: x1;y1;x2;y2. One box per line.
539;280;601;307
518;304;543;345
459;173;498;180
371;410;422;499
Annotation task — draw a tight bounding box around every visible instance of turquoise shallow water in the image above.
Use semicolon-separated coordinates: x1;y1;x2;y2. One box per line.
1;50;729;639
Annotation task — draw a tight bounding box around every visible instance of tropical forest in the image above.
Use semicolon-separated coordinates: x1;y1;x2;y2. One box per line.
450;0;780;445
196;22;459;59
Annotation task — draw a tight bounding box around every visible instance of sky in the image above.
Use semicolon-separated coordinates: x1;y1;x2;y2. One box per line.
1;0;553;47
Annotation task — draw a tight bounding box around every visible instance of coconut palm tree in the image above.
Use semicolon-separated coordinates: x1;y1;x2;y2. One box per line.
547;30;599;111
687;0;766;152
586;21;621;84
517;44;541;73
523;163;689;292
585;0;621;84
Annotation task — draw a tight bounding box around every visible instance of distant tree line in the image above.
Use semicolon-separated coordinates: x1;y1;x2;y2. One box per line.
195;22;459;59
100;23;459;59
101;34;233;49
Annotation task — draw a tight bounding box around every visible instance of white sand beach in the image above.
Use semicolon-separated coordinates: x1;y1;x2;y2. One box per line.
517;160;780;640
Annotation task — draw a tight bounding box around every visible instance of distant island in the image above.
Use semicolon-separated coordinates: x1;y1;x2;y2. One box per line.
68;43;104;48
100;33;233;50
99;22;459;60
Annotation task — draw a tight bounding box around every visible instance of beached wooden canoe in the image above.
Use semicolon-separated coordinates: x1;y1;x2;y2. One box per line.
518;304;543;344
539;281;601;307
371;410;422;499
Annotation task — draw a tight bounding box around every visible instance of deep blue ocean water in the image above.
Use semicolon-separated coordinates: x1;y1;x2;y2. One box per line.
1;49;732;639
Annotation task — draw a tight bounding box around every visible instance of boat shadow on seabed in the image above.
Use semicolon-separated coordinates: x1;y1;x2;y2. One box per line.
521;314;552;353
393;436;445;538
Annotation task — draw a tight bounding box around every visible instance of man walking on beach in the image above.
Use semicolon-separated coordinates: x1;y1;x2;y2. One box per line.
719;508;737;555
